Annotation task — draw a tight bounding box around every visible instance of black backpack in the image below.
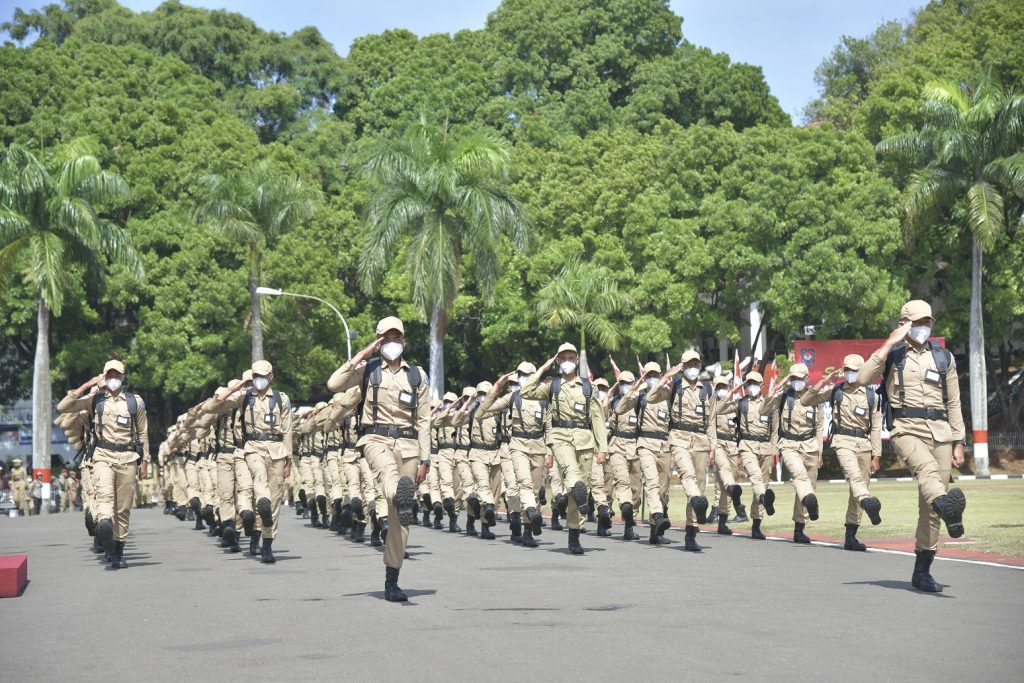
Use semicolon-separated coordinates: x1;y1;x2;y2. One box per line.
669;377;712;429
91;391;143;454
240;387;283;436
356;356;423;430
777;388;816;440
879;341;951;430
829;383;876;437
551;375;592;422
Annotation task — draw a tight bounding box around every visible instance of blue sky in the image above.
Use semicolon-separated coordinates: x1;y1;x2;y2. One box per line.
1;0;927;121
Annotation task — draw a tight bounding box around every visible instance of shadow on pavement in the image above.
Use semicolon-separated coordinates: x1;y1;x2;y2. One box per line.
843;580;956;598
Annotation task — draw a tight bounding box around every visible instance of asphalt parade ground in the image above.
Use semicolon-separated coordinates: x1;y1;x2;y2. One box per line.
2;506;1022;682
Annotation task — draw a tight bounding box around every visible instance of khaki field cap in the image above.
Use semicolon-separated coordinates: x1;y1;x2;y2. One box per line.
461;387;475;399
376;316;404;336
789;363;809;380
642;361;661;376
593;378;610;390
713;375;730;388
252;360;273;376
681;349;701;364
242;369;253;381
745;370;764;384
842;354;865;371
476;381;493;394
900;299;932;322
12;458;22;465
618;370;636;383
315;401;328;410
442;391;458;402
557;342;578;355
516;361;537;374
103;359;125;375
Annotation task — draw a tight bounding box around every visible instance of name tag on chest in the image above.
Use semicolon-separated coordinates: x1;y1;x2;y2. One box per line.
805;411;815;420
694;406;705;415
760;415;770;423
657;410;668;420
534;411;543;420
627;416;638;425
854;406;866;417
115;415;131;427
264;414;277;426
399;391;414;407
924;370;941;384
573;402;586;413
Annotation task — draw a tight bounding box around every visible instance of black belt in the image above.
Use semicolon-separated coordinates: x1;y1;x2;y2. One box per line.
431;447;439;455
470;442;500;451
552;419;590;429
611;429;636;439
512;429;545;440
185;452;199;461
438;442;457;450
717;431;736;441
779;430;817;442
299;452;316;458
638;430;668;440
95;440;139;453
833;427;867;439
363;425;417;439
738;433;769;443
892;407;947;421
244;433;284;442
669;421;705;434
218;446;235;454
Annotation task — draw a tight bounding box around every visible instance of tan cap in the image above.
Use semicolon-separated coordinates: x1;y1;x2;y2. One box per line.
788;363;809;380
842;354;865;371
315;401;328;409
103;359;125;375
557;342;578;355
900;299;932;322
593;377;610;389
475;381;493;394
681;349;701;364
516;361;537;374
242;369;253;382
442;391;458;402
376;316;405;335
461;387;475;399
12;458;22;465
745;371;764;384
252;360;273;376
713;375;730;388
642;361;661;375
618;370;636;383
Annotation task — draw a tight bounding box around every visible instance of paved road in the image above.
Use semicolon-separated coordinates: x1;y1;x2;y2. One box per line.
2;507;1021;681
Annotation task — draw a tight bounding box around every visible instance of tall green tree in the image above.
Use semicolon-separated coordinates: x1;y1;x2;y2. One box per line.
878;80;1024;475
536;256;632;354
193;160;322;363
0;137;140;480
359;118;531;397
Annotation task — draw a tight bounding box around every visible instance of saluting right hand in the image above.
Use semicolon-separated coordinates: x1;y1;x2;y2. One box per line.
886;320;913;347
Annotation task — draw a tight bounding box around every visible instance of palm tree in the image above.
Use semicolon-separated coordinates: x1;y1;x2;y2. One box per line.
0;138;140;490
536;256;633;367
359;117;531;398
877;80;1024;476
193;160;322;362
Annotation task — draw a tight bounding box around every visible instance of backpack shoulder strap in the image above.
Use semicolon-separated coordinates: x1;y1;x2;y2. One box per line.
91;393;106;439
928;341;950;406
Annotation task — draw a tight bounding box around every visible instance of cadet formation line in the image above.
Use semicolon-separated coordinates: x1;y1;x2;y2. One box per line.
52;299;967;601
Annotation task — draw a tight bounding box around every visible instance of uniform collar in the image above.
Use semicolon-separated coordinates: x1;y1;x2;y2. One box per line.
105;390;125;402
383;359;411;372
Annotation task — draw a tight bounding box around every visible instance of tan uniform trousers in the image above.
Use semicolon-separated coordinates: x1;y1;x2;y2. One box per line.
246;453;285;540
498;448;520;512
92;459;137;541
172;460;187;506
510;447;545;510
608;452;642;510
713;446;740;516
590;458;610;508
469;456;501;506
362;440;419;570
550;443;593;530
199;459;219;510
325;452;346;503
892;434;952;551
433;448;458;502
669;441;709;525
547;450;567;503
342;457;383;519
738;445;772;520
81;462;95;515
637;440;671;519
835;445;872;525
217;452;253;525
780;447;819;524
184;459;202;505
452;449;476;506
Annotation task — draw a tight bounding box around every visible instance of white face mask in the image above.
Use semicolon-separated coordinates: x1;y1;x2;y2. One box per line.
510;383;521;393
645;377;658;390
844;370;859;385
596;390;607;400
381;341;404;361
683;367;700;381
715;389;728;399
791;379;806;392
909;325;931;345
747;384;762;398
253;376;270;392
106;378;123;392
619;383;631;395
559;360;576;375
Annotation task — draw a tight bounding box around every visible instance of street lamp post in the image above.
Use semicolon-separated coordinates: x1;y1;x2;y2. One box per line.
255;287;353;359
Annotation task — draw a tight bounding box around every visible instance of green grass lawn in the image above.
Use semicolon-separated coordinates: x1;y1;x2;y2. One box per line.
664;479;1024;558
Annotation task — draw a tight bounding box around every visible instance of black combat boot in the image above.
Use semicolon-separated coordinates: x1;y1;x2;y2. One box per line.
556;493;569;518
586;492;596;523
466;516;478;537
110;540;127;569
202;504;216;529
256;497;273;529
568;528;584;555
447;503;462;533
351;496;365;522
432;501;444;529
717;516;733;535
261;537;275;563
911;549;941;592
480;522;496;540
194;510;206;531
708;506;719;524
525;506;543;536
690;495;709;524
393;476;418;526
930;489;966;538
353;522;366;543
621;502;635;526
750;518;765;540
860;497;882;526
509;512;523;543
570;481;590;516
370;513;383;546
732;502;749;523
793;522;811;544
521;524;538;547
538;485;547;506
223;522;241;552
249;530;262;556
380;516;389;544
339;502;353;530
727;485;744;512
384;566;408;602
844;523;866;551
85;509;96;536
623;524;638;541
241;510;255;537
483;503;497;526
175;504;188;521
801;494;819;521
684;525;702;552
597;505;612;537
550;507;563;531
762;489;776;516
96;518;114;558
310;506;321;528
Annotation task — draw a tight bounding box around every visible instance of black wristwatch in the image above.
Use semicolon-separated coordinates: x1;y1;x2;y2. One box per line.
420;459;430;467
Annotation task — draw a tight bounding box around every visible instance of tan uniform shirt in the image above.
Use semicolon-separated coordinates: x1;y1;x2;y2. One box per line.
802;383;882;456
712;398;739;454
728;395;776;456
477;391;548;456
607;396;639;459
327;358;430;460
859;343;965;442
666;380;718;454
615;383;671;453
58;389;151;464
207;387;293;460
521;373;608;452
762;390;823;455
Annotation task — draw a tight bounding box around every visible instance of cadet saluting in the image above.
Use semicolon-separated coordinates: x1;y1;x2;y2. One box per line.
859;300;966;593
327;316;429;602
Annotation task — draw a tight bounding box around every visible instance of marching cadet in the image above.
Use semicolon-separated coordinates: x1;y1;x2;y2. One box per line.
207;360;293;564
450;381;503;540
858;300;966;593
663;350;714;552
421;399;445;530
57;360;150;570
478;364;548;548
10;457;30;516
588;377;614;537
327;316;429;602
496;391;523;542
762;363;823;544
521;342;608;556
323;394;354;534
448;387;482;536
729;371;776;540
179;411;208;531
605;371;642;541
709;375;746;534
615;361;673;545
333;387;375;543
801;356;883;551
431;391;466;533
